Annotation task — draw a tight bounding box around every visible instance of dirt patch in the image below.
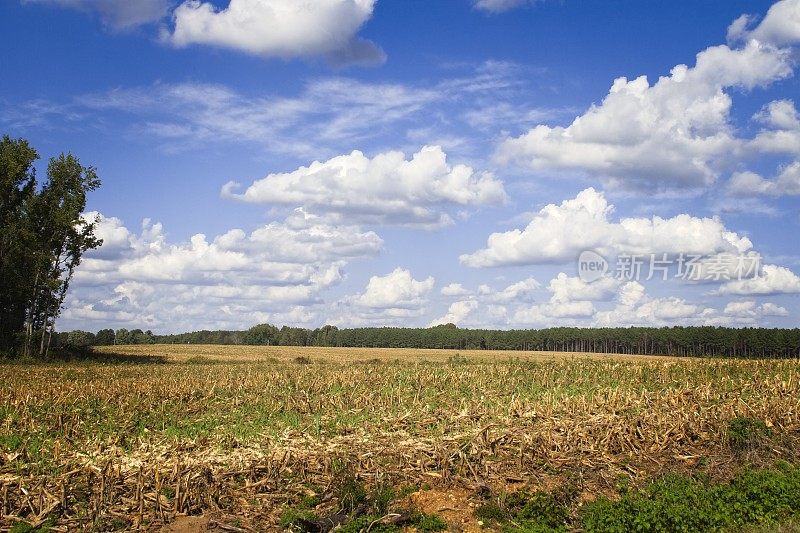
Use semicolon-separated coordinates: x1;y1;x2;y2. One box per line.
161;515;211;533
409;487;485;532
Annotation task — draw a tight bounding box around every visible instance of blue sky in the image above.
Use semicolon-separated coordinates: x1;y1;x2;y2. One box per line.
2;0;799;332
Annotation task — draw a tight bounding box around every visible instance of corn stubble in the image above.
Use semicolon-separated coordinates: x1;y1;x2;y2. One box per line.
0;346;798;530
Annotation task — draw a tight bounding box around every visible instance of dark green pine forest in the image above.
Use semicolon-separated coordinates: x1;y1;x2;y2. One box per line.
61;323;800;359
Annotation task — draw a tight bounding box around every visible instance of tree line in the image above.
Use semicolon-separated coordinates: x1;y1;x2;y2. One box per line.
0;136;102;357
59;323;800;359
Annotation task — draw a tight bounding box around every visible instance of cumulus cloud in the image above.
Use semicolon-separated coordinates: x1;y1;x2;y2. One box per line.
24;0;172;28
716;264;800;295
434;275;597;327
700;299;789;326
511;274;619;326
592;281;700;327
749;100;800;156
325;268;435;326
487;277;540;302
440;283;471;297
60;209;382;331
165;0;384;64
496;2;800;192
513;299;595;325
355;268;434;309
461;188;752;267
432;268;794;329
224;145;507;227
728;162;800;196
724;300;788;317
548;272;618;303
756;99;800;130
727;0;800;46
429;299;479;326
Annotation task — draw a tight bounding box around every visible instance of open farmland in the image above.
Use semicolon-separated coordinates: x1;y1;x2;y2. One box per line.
1;346;799;532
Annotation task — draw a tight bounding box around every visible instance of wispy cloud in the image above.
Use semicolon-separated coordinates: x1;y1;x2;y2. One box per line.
5;61;569;159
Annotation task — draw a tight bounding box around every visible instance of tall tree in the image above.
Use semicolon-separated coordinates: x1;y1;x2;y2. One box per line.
0;135;102;356
0;136;38;352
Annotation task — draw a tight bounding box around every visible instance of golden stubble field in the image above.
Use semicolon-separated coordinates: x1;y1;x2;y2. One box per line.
1;345;799;531
95;343;689;364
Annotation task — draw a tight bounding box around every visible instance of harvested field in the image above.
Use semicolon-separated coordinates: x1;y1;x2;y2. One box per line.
0;345;798;531
94;344;690;364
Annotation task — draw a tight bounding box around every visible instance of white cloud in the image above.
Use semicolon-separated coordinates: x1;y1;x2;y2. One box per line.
440;283;470;297
749;100;800;155
548;272;618;303
488;277;540;302
78;79;440;156
429;299;479;326
511;274;602;325
728;162;800;196
355;268;434;310
716;264;800;295
756;99;800;130
496;16;797;191
509;274;625;326
461;188;752;267
513;300;595;325
727;0;800;47
593;281;700;327
724;300;789;317
60;209;382;331
15;61;557;159
224;145;507;227
473;0;537;13
324;268;435;327
700;299;789;326
165;0;384;64
24;0;171;28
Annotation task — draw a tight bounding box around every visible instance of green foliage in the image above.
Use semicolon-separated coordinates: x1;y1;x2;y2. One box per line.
242;323;279;345
0;135;102;356
728;416;771;450
515;487;574;529
278;507;318;529
396;484;420;498
475;501;506;522
412;512;448;532
65;330;95;348
9;518;54;533
581;466;800;533
329;465;368;513
476;486;574;532
473;468;800;532
94;328;115;345
370;484;395;515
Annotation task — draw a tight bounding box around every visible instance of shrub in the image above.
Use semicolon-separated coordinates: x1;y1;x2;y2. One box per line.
727;416;771;450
